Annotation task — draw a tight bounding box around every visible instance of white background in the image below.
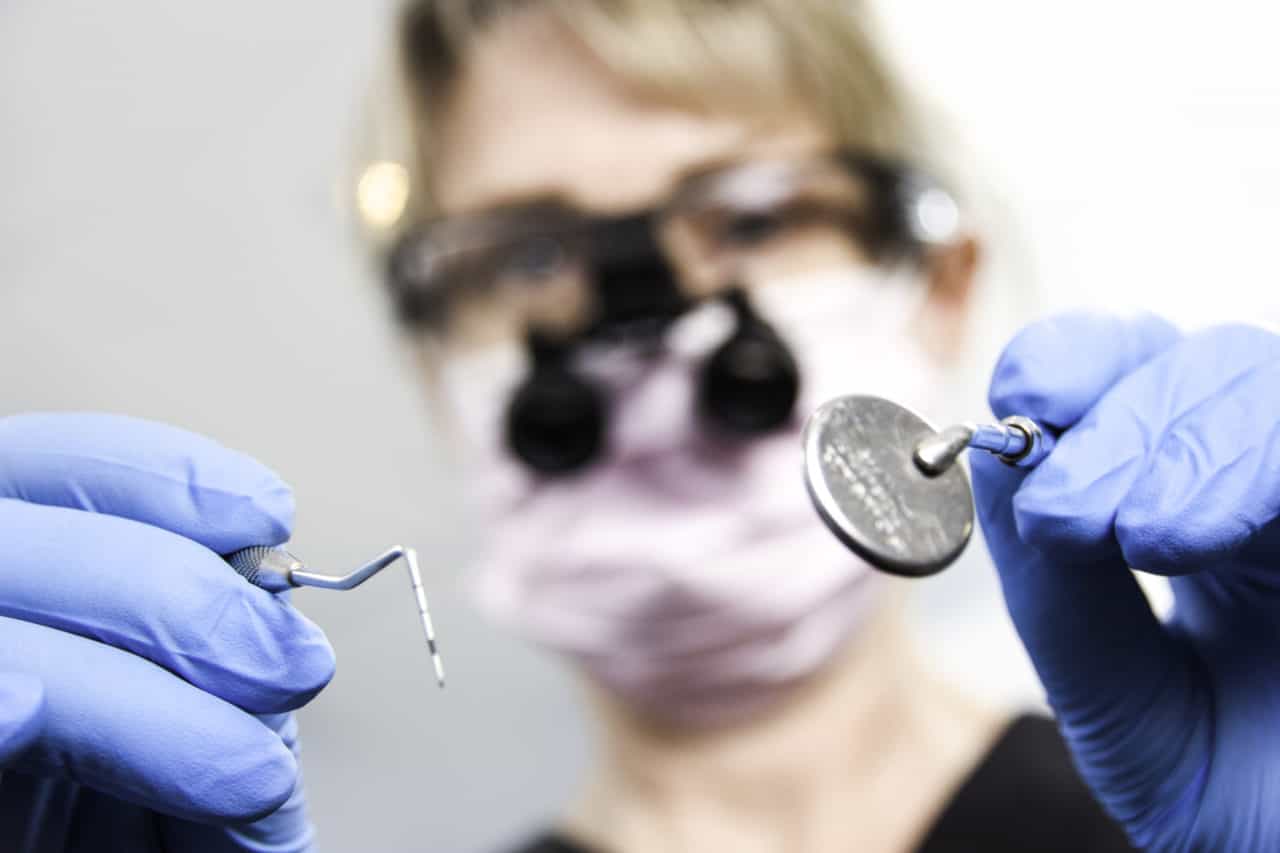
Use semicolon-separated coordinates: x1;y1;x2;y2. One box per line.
2;2;1277;851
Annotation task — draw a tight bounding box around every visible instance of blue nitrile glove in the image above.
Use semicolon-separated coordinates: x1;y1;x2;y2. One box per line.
971;313;1280;852
0;413;336;852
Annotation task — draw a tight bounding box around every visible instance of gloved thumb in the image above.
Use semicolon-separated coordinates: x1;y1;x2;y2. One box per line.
0;671;44;764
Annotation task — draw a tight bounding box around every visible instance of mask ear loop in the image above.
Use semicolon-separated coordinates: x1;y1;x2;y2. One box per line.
696;286;801;435
504;329;607;475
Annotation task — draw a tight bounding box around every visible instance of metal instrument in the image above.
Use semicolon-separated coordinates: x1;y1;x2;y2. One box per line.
224;544;445;686
803;395;1054;577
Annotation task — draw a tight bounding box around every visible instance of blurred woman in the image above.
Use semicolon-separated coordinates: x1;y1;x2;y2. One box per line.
363;1;1133;850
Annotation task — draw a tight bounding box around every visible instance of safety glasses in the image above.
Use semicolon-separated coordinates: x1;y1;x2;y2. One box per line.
384;149;958;347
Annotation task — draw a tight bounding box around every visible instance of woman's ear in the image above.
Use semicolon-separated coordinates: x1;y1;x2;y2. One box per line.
918;235;980;360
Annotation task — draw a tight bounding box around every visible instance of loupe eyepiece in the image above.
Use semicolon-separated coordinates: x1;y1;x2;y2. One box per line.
697;289;800;435
504;332;605;474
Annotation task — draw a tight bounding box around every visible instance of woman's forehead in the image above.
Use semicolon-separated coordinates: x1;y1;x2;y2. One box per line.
429;8;832;217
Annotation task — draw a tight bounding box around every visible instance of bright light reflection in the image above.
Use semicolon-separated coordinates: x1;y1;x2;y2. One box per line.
356;160;410;229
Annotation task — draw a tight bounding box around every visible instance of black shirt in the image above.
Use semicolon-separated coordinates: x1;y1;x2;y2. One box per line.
507;715;1135;853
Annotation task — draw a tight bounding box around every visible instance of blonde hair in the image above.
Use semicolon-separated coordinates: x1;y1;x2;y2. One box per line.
364;0;932;231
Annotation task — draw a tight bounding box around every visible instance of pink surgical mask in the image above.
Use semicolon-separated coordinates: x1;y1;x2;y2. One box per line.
441;268;944;726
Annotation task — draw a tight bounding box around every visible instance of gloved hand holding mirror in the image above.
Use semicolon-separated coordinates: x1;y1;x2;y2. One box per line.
804;312;1280;851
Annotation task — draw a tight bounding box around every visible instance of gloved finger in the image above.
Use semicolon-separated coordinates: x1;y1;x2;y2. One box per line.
0;499;334;714
985;313;1183;563
1013;324;1280;571
988;312;1181;427
971;453;1211;840
1113;325;1280;574
158;714;316;853
0;616;298;824
0;412;293;553
0;671;45;764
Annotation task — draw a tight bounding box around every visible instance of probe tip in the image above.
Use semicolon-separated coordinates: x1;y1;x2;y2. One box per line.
405;548;446;688
431;651;446;688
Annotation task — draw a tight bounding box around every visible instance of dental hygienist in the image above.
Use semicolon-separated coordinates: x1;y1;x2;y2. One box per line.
3;1;1280;852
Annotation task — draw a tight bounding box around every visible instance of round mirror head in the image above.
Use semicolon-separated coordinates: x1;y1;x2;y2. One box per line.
803;394;974;577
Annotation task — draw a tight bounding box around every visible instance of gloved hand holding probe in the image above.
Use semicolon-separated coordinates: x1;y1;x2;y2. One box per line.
0;413;335;852
972;313;1280;852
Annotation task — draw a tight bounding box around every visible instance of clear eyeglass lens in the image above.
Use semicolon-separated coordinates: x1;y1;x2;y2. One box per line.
498;234;569;283
720;210;787;247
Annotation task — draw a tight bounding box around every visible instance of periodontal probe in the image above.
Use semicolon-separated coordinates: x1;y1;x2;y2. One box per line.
224;544;445;687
